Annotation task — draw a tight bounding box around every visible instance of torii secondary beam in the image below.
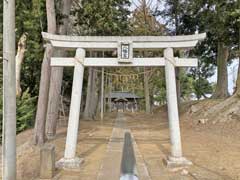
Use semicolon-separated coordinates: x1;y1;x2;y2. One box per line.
50;57;198;67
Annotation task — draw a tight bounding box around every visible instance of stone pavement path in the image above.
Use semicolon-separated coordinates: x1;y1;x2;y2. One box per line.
97;112;151;180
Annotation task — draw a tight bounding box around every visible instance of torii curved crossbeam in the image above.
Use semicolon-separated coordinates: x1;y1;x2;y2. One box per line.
42;32;206;49
42;32;206;67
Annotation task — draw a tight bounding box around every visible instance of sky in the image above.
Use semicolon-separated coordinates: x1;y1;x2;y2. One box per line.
228;60;239;94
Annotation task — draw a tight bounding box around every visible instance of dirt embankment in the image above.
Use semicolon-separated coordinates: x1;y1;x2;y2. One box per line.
178;96;240;139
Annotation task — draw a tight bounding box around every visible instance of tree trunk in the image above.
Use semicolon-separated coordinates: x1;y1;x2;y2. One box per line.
212;42;229;99
34;45;53;145
108;76;112;112
100;68;104;120
83;51;99;120
89;69;99;118
144;67;151;113
46;0;72;139
83;67;94;119
96;75;102;117
174;2;181;105
33;0;56;145
45;55;64;139
16;33;27;97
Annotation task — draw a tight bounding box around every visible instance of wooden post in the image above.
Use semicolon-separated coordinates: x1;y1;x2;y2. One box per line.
3;0;16;179
101;67;104;121
56;48;85;169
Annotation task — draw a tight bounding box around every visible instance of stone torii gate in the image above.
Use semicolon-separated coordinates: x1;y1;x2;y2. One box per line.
42;32;206;169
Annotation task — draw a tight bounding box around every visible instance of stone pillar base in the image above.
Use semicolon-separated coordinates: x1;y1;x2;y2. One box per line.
163;156;192;168
56;157;84;169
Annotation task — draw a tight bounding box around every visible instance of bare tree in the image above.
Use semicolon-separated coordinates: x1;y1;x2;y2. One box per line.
34;0;57;145
3;0;16;178
144;67;151;113
131;0;164;113
16;33;27;97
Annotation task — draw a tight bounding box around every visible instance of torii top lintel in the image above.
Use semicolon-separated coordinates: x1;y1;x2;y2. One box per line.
42;32;206;67
42;32;206;49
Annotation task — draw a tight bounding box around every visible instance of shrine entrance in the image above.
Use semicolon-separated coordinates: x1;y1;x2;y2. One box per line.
42;32;206;169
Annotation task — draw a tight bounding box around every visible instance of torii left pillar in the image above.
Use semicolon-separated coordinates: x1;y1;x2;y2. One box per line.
56;48;85;169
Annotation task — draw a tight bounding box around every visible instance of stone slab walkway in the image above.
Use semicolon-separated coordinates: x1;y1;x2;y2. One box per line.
97;113;151;180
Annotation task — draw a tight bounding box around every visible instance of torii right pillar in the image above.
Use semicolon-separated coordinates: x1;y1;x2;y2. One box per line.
164;47;192;167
